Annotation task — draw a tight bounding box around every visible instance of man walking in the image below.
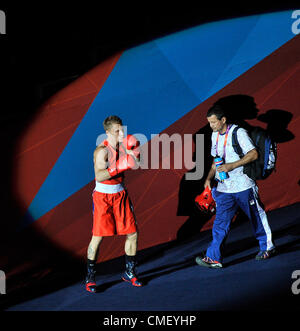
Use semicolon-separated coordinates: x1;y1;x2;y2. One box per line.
196;105;275;268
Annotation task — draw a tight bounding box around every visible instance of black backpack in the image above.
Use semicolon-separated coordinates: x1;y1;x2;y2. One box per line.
232;126;277;180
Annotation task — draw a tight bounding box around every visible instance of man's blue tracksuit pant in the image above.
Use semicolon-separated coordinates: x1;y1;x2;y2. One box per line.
206;186;274;262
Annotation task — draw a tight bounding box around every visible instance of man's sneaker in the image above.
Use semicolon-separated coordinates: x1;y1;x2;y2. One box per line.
255;248;276;260
85;270;97;293
195;256;223;268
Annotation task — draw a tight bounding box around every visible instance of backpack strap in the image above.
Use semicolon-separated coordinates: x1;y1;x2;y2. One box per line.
231;126;244;158
251;127;263;146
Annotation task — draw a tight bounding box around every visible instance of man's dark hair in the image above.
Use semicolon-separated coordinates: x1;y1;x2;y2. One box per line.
206;104;226;120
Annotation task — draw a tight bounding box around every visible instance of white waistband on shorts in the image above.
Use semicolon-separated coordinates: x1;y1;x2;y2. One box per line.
94;182;125;194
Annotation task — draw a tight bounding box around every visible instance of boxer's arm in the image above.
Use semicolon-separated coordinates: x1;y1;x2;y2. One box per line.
94;146;111;182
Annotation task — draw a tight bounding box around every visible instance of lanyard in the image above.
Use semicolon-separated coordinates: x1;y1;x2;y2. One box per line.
216;125;231;159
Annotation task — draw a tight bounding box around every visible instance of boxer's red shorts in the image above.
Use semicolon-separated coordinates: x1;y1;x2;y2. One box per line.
92;190;137;236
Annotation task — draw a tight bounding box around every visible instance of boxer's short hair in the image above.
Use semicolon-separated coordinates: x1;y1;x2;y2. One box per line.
103;115;123;131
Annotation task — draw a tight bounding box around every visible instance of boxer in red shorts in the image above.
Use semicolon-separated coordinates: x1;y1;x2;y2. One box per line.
85;115;142;293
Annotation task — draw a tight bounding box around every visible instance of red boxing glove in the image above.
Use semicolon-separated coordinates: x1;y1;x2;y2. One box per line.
123;134;140;158
195;186;216;213
108;154;136;177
